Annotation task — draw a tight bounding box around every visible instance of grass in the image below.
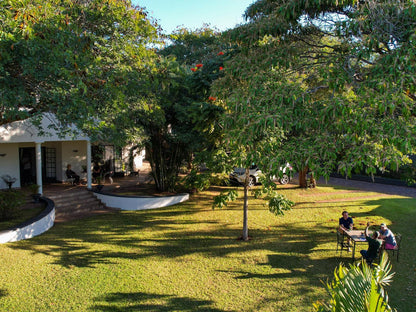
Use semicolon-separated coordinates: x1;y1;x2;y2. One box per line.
0;183;415;311
0;201;45;231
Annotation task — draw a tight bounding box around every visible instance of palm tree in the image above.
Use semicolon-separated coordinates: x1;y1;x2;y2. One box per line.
314;252;396;312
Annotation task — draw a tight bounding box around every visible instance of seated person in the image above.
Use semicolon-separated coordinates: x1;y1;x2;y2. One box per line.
65;164;80;185
339;211;354;251
92;162;101;182
379;223;397;250
360;222;382;264
339;210;353;232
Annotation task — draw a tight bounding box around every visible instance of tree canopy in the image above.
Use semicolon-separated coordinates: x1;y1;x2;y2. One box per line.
214;0;416;186
0;0;158;140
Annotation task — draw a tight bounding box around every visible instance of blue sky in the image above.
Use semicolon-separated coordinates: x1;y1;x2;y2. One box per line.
133;0;255;33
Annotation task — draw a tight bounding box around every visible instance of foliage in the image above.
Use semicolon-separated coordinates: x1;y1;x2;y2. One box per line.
253;183;294;216
212;189;238;209
160;24;222;65
0;0;159;143
209;173;230;187
314;252;396;312
131;26;225;192
27;184;39;194
268;194;294;216
183;169;211;192
214;0;416;189
0;190;25;221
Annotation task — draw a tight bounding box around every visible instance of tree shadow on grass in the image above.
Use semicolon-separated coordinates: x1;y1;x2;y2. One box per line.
0;289;8;299
351;197;416;312
9;205;217;268
91;292;226;312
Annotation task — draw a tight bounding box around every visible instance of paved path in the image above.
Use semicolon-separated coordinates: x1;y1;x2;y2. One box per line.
292;175;416;198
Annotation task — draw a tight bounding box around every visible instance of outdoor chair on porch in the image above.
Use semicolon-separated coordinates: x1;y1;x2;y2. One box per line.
64;171;75;185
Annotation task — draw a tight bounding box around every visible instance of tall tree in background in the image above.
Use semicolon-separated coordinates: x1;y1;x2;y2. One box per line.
214;0;416;188
0;0;158;141
129;26;226;192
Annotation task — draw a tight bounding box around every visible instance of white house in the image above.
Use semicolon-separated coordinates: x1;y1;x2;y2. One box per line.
0;113;147;193
0;113;93;193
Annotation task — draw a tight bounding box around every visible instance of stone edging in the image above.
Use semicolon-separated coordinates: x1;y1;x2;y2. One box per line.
92;191;189;211
0;197;55;244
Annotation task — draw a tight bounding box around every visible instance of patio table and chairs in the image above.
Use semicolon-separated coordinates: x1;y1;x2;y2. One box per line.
337;229;372;261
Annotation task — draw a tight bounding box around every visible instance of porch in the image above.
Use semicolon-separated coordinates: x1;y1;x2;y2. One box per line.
42;161;152;222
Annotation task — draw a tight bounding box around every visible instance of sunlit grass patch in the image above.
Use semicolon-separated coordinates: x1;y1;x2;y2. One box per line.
0;183;414;311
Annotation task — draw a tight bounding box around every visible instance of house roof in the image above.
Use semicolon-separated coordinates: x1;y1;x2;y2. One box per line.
0;113;89;143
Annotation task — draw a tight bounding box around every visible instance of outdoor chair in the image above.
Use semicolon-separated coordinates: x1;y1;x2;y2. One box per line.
336;231;347;256
64;171;75;185
384;233;401;262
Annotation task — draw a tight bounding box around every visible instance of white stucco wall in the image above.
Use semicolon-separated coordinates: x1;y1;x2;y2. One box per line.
61;141;88;181
93;192;189;211
0;143;20;188
0;114;91;188
0;113;88;143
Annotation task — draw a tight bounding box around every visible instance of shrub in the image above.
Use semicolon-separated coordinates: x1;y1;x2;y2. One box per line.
183;170;211;192
209;173;230;186
0;190;25;221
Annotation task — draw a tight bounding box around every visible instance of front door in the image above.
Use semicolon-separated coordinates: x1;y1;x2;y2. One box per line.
19;147;36;186
19;147;57;186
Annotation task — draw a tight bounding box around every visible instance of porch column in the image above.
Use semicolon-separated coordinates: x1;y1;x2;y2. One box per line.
86;140;92;189
35;142;43;195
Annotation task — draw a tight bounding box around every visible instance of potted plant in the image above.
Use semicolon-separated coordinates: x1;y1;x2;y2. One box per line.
28;184;41;203
95;176;104;192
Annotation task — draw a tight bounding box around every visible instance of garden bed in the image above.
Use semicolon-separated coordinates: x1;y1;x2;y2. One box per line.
0;199;45;232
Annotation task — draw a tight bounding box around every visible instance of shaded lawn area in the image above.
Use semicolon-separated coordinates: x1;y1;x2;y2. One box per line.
0;201;45;231
0;184;415;311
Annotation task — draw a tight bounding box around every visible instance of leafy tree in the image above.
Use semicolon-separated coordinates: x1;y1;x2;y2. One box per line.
129;27;226;192
0;0;158;141
209;0;416;240
214;0;416;188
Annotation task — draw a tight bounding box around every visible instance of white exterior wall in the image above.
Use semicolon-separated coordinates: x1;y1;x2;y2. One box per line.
119;145;145;174
94;192;189;211
0;143;20;188
0;114;91;189
61;141;88;181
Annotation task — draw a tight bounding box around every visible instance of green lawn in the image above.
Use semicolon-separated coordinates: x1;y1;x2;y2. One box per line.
0;184;415;311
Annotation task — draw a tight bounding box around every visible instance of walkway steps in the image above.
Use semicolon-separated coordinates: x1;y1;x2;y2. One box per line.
45;189;109;221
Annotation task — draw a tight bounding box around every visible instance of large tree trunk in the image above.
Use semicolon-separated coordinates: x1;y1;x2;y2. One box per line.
146;130;183;192
242;168;249;241
299;166;309;188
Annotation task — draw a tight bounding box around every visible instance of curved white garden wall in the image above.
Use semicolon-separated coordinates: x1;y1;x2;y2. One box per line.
93;192;189;211
0;198;55;244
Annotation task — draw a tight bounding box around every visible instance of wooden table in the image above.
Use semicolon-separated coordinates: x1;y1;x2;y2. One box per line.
343;230;372;260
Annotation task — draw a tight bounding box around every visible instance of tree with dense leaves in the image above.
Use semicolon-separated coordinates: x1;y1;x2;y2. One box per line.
210;0;416;240
214;0;416;188
129;27;226;192
0;0;158;141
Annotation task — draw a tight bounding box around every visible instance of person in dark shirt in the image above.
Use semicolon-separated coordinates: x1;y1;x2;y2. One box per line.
339;211;353;231
360;222;382;264
65;164;80;185
339;211;353;251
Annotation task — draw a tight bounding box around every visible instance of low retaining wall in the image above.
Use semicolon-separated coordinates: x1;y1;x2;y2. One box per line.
93;191;189;211
0;197;55;244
